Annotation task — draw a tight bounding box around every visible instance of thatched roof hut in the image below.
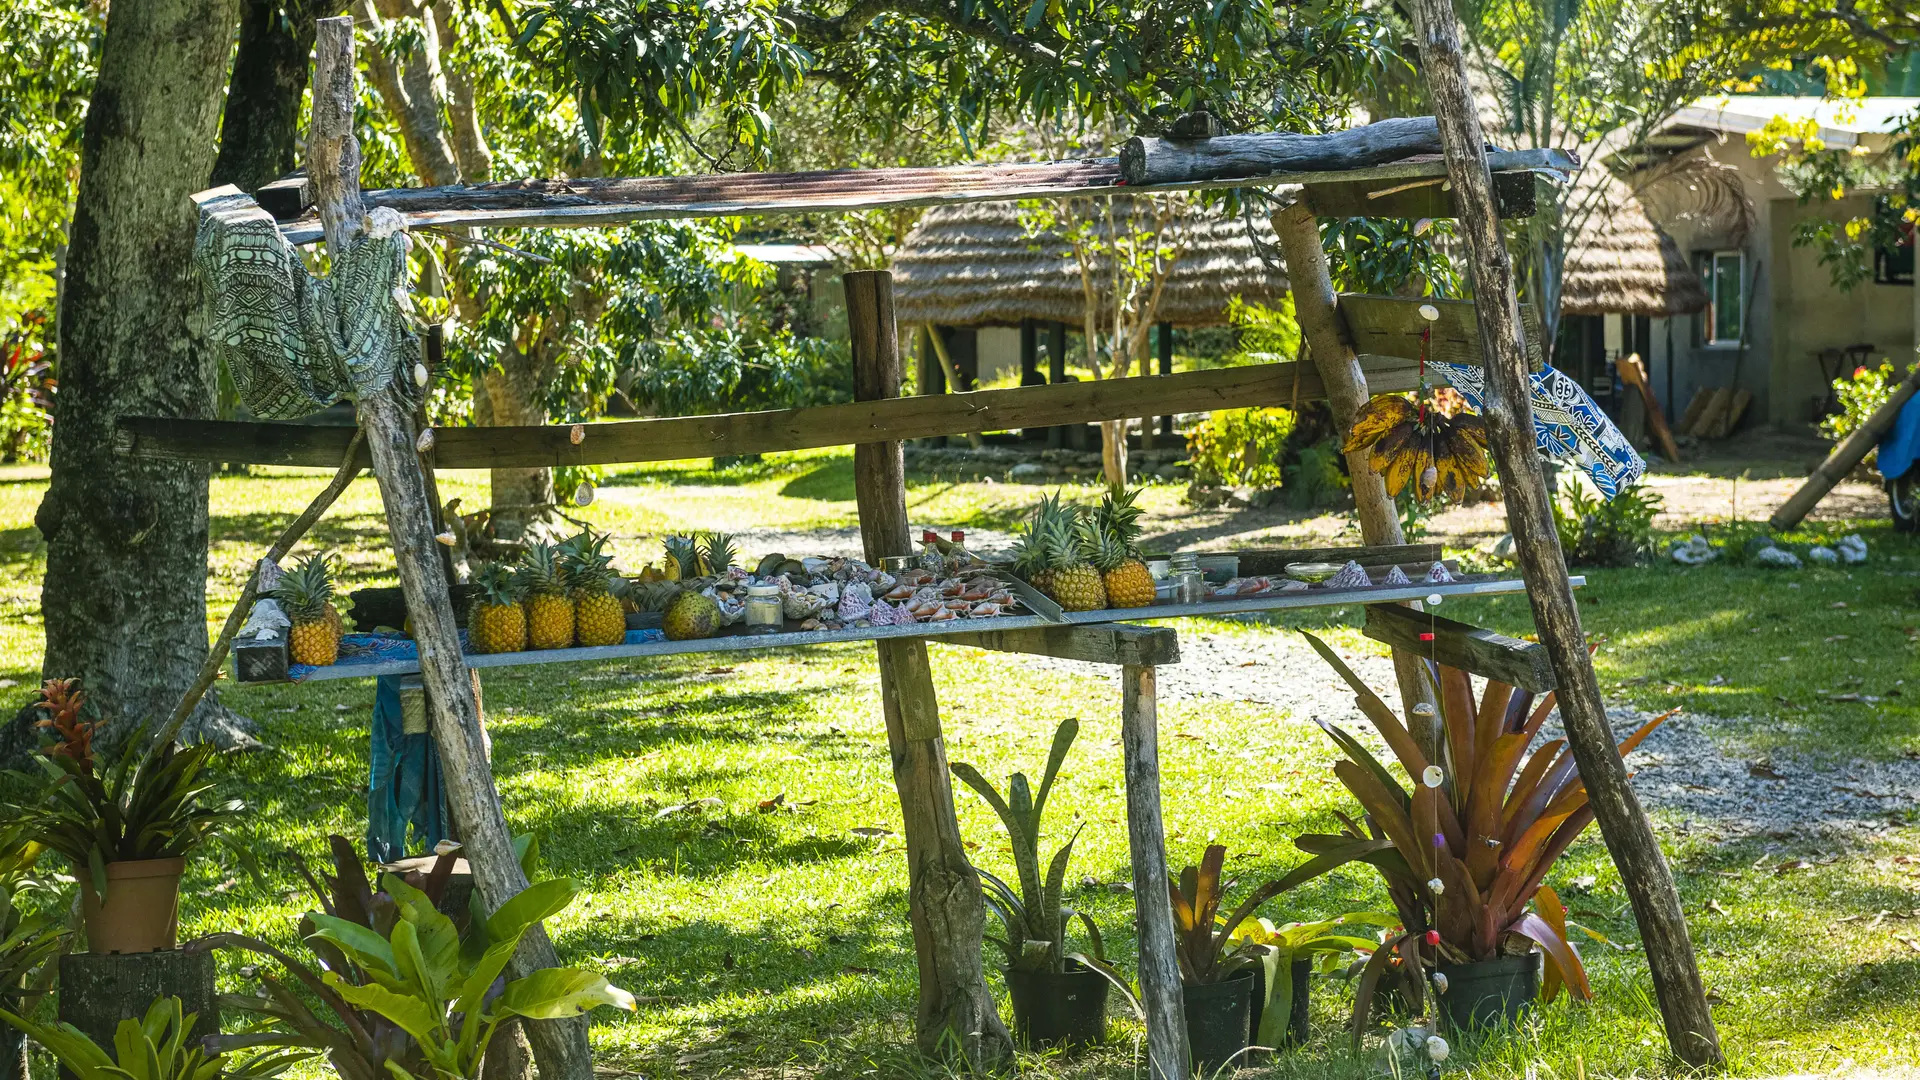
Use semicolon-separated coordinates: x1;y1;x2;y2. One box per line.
1559;169;1708;317
892;199;1290;328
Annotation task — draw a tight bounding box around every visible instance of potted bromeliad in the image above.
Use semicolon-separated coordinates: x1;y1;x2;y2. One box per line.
6;680;239;954
1288;632;1669;1033
1167;844;1292;1073
1227;911;1395;1050
950;718;1136;1050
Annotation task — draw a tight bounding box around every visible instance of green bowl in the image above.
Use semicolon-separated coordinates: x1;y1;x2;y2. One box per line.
1284;561;1343;583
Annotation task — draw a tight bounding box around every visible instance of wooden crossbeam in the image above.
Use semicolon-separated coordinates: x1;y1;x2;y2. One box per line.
1302;170;1537;220
939;623;1179;667
116;354;1424;468
1360;603;1555;693
1340;294;1546;372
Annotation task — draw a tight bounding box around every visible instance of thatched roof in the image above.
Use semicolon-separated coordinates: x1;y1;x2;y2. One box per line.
892;199;1290;328
1559;168;1708;317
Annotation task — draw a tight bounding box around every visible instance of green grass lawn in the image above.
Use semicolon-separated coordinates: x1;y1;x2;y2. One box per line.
2;455;1918;1078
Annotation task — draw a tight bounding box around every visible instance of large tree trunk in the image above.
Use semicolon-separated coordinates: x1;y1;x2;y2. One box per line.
20;0;243;761
479;366;554;542
210;0;347;193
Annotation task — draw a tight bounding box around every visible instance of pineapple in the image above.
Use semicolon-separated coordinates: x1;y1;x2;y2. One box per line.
1014;493;1069;597
275;554;340;666
517;542;575;649
701;531;738;576
1092;487;1156;608
662;535;703;581
563;531;627;647
1046;507;1107;612
467;562;527;654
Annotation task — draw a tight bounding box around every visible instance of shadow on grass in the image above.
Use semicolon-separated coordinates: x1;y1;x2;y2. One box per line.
779;460;857;502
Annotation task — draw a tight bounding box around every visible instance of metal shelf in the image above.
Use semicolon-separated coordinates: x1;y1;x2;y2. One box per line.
258;574;1569;684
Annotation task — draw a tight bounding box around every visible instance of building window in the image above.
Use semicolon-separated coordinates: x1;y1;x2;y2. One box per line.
1695;250;1745;345
1876;221;1915;286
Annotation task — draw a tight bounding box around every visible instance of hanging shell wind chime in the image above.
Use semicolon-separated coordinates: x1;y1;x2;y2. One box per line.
1343;305;1491;501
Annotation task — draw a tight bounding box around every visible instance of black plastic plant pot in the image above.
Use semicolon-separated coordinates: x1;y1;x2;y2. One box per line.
1245;959;1312;1052
1435;952;1541;1032
1005;960;1111;1051
1182;970;1255;1075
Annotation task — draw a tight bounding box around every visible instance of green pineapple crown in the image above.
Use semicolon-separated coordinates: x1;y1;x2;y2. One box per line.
273;553;336;621
1083;523;1132;573
1092;486;1145;556
473;561;522;606
701;531;738;575
559;531;618;594
663;535;702;578
1037;496;1089;571
516;542;567;597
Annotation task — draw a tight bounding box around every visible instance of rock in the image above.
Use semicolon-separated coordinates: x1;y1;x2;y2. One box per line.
1806;545;1838;565
1669;535;1718;566
1248;487;1282;508
1154;463;1180;480
1743;534;1780;558
1836;534;1868;564
1754;546;1802;569
1009;462;1049;484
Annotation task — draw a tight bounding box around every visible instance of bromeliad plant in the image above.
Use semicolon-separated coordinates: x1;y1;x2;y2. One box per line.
0;996;301;1080
949;718;1099;975
6;679;239;894
195;836;634;1080
1288;632;1669;1030
1168;844;1288;986
1227;912;1395;1047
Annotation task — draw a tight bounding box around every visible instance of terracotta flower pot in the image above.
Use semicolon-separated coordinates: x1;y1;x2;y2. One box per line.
79;857;185;954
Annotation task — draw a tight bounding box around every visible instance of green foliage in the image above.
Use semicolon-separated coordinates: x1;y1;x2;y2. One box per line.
0;826;65;1022
1;320;53;463
1552;480;1663;567
0;996;300;1080
1184;408;1297;490
1167;844;1285;985
1318;217;1460;298
1229;912;1394;1047
200;838;633;1080
5;682;241;897
1224;295;1303;363
1286;439;1351;510
1821;359;1909;465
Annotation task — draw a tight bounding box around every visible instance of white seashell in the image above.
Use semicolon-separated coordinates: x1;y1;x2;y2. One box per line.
1431;972;1449;994
1425;561;1455;583
1427;877;1445;895
837;582;872;622
1383;564;1410;585
1426;1036;1450;1062
872;572;895;591
1327;560;1373;589
807;582;841;604
868;600;896;627
1422;765;1445;788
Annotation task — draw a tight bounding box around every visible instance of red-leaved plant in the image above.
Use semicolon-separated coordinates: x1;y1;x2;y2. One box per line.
1283;632;1670;1033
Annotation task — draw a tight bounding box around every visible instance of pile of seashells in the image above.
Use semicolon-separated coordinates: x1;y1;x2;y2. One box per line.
690;555;1026;631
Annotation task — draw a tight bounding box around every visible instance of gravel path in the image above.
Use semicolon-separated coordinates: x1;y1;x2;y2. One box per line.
995;623;1920;843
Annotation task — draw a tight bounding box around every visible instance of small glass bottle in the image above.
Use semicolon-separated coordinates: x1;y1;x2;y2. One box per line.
744;584;783;634
918;529;947;576
947;530;973;572
1169;553;1206;604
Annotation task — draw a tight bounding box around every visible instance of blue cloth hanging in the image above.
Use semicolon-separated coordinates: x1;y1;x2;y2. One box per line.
1429;361;1647;498
367;674;450;864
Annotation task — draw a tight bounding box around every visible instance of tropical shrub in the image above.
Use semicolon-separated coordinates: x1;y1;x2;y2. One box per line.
1284;438;1351;509
1821;360;1908;469
0;996;300;1080
1185;408;1297;490
1551;480;1662;567
1284;632;1671;1032
1168;844;1286;986
1228;912;1393;1047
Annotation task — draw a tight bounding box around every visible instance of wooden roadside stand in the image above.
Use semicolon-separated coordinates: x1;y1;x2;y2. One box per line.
133;16;1724;1076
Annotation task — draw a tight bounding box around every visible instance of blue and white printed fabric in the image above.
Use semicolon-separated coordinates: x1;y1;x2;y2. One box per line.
1429;361;1646;498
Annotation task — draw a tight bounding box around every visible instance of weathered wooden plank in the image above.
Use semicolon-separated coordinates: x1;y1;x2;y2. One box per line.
1120;117;1443;186
1228;543;1443;575
1303;169;1538;220
1341;293;1546;372
1120;664;1188;1079
847;270;1012;1067
939;623;1179;668
1407;0;1724;1067
262;147;1576;244
115;356;1425;468
1361;603;1555;693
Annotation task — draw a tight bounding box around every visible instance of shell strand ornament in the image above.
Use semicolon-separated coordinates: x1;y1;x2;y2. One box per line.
1342;304;1491;502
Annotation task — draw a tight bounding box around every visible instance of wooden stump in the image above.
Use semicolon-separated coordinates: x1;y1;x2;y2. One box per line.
845;270;1013;1067
57;950;217;1067
1121;664;1188;1079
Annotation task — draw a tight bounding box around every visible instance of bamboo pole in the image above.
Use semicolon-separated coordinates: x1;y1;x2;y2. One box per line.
1770;361;1919;530
1404;0;1724;1067
309;19;592;1080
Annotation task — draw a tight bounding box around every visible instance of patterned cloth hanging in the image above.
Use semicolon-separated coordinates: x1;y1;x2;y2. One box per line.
1427;361;1646;498
192;192;421;420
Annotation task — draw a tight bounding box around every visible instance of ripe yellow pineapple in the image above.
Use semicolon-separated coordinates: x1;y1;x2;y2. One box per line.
662;535;702;581
563;531;627;647
275;554;340;666
517;542;575;649
1012;493;1070;597
1046;506;1107;612
467;562;527;654
1092;486;1156;607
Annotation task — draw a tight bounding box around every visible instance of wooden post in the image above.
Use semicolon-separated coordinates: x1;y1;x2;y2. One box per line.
1271;202;1434;732
1405;0;1725;1067
1158;322;1175;436
845;271;1013;1067
1616;354;1681;465
1047;321;1068;449
1121;664;1187;1080
1770;361;1919;530
308;20;592;1080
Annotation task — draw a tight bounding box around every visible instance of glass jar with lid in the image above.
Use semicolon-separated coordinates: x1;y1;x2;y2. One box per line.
1168;553;1206;604
744;584;783;633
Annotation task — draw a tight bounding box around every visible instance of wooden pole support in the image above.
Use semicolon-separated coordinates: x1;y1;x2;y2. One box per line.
845;270;1013;1068
1271;200;1435;734
1405;0;1725;1067
1120;664;1187;1079
1616;354;1682;464
939;623;1179;667
1769;361;1919;530
308;19;591;1080
1361;604;1555;693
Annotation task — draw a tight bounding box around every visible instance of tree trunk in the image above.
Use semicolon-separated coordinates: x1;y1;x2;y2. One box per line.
1100;419;1128;487
480;366;554;542
22;0;244;762
210;0;347;193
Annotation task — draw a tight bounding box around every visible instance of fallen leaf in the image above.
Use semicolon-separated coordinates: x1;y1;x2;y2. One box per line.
1708;899;1731;916
1748;762;1789;780
704;667;735;675
1831;601;1848;609
841;965;878;974
1900;938;1920;955
1774;859;1813;875
1824;634;1850;643
757;793;786;813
